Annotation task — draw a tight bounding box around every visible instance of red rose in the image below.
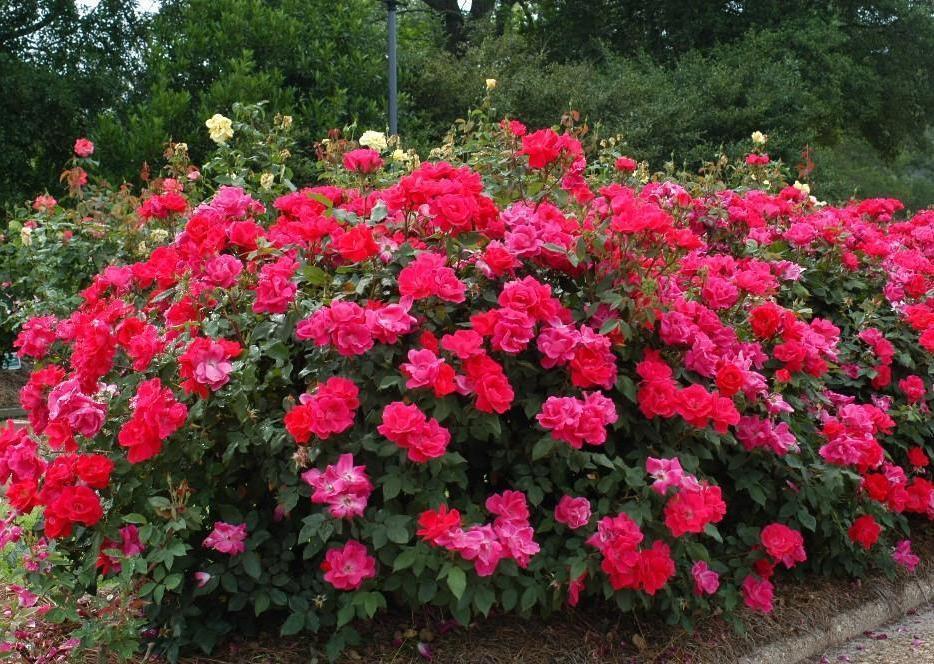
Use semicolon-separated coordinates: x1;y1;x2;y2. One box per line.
614;156;638;172
6;479;39;512
848;515;881;550
55;485;104;527
75;454;115;489
676;384;713;428
284;404;314;445
752;557;776;579
519;128;561;169
334;226;379;263
907;446;929;469
715;364;744;397
749;303;782;339
862;474;890;502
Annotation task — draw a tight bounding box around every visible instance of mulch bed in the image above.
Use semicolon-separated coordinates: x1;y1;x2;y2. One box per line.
0;366;27;414
165;527;934;664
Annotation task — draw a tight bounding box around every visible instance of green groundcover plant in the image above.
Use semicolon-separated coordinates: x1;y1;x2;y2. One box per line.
0;101;932;662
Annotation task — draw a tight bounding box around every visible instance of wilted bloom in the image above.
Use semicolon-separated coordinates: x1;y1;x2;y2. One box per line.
205;113;234;144
892;539;919;572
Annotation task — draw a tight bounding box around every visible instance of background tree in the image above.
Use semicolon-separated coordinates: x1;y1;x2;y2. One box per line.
0;0;145;204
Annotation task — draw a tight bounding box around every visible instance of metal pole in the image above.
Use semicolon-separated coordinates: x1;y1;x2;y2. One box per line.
386;0;399;136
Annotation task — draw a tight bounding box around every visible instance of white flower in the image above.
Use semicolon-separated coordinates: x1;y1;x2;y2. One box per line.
485;78;497;91
751;130;767;145
205;114;234;144
260;172;275;189
19;227;32;246
793;180;811;195
359;130;388;152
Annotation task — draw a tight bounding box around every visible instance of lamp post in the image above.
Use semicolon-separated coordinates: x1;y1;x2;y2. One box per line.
385;0;399;136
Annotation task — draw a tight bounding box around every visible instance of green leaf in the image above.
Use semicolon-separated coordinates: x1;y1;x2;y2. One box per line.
797;507;817;532
301;265;328;286
473;586;495;617
531;436;555;461
382;475;401;500
241;551;262;580
281;612;306;636
385;515;410;544
520;586;539;612
447;567;467;600
392;549;417;572
254;591;271;616
336;603;356;628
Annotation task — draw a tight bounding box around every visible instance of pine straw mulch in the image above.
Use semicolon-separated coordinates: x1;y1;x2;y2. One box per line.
157;527;934;664
0;365;27;414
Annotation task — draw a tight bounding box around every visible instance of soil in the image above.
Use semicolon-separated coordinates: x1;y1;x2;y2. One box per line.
0;366;27;412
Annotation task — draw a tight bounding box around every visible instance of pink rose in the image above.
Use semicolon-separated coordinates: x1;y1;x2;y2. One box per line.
691;561;720;595
741;575;773;613
74;138;94;157
203;522;247;556
554;496;591;529
203;254;244;288
321;540;377;590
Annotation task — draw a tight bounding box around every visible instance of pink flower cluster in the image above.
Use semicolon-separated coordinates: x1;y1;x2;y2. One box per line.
377;402;451;462
302;453;373;519
284;377;360;444
296;299;417;356
536;392;618;448
418;491;540;576
587;513;675;595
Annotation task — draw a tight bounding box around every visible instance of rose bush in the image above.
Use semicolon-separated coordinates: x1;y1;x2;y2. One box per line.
1;107;932;661
0;103;301;351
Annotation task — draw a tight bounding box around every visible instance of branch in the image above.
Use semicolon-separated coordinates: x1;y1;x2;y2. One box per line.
0;12;58;44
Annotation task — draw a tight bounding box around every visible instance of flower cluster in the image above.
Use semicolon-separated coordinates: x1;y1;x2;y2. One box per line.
418;491;540;576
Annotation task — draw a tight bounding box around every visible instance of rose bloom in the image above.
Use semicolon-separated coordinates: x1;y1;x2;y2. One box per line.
203;521;247;556
74;138;94;157
342;148;383;174
760;523;807;568
321;540;377;590
554;495;591;529
691;561;720;595
741;575;774;613
848;515;881;550
615;156;638;172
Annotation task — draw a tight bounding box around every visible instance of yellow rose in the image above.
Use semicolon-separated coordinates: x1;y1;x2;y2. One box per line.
205;114;234;144
359;130;388;152
485;78;497;91
751;130;767;145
